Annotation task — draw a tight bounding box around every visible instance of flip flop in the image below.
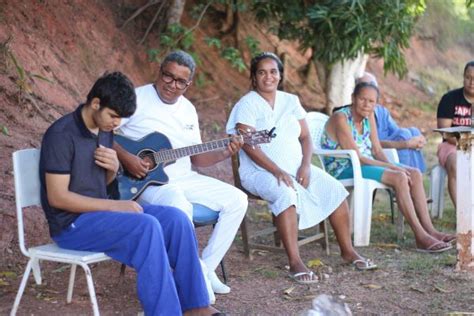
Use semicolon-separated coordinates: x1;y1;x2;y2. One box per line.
352;258;378;271
416;241;453;253
288;271;318;284
440;234;457;244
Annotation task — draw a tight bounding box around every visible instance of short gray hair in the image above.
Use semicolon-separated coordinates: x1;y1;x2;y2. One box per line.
356;72;378;87
162;50;196;80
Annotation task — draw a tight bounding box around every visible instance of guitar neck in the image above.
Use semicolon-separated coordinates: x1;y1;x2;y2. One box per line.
153;137;233;163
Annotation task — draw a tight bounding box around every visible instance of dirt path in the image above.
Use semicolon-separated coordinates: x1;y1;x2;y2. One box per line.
1;215;473;315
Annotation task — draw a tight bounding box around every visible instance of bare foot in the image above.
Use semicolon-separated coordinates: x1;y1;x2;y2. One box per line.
341;250;362;264
341;248;369;264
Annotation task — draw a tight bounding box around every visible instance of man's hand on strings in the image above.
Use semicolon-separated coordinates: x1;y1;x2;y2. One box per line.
122;152;151;179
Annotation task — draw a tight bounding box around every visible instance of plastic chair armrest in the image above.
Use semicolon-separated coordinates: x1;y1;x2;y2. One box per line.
383;148;400;164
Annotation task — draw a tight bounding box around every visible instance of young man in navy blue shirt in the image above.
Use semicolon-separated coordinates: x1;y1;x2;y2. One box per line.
40;72;218;315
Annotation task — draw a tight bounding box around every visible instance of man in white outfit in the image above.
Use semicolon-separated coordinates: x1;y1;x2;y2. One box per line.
114;51;247;301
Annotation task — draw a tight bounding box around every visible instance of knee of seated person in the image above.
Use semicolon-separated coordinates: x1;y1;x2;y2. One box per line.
393;172;409;188
139;214;163;235
231;188;249;210
277;204;297;216
168;205;194;225
410;168;422;181
274;189;298;206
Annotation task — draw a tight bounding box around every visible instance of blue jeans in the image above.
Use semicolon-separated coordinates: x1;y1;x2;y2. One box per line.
53;205;208;315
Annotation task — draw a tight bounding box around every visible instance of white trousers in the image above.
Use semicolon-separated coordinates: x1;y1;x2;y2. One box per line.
138;172;248;272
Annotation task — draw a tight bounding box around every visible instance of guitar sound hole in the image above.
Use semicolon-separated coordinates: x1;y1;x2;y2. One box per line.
137;150;157;170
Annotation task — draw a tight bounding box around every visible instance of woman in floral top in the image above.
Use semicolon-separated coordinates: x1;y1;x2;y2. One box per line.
322;82;455;253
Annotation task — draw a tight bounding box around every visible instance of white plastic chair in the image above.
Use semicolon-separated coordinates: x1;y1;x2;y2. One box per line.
11;148;111;316
429;164;446;218
306;111;402;247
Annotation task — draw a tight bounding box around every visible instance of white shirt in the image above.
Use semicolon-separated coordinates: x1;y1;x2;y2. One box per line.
226;90;348;229
119;84;202;179
226;90;306;178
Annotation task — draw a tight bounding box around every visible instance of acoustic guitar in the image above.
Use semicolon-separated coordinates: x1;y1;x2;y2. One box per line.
113;129;275;200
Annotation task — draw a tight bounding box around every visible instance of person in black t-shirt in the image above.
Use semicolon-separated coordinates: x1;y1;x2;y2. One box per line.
40;72;217;315
436;61;474;208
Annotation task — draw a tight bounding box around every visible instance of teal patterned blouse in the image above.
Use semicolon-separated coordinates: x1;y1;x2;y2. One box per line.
321;106;374;178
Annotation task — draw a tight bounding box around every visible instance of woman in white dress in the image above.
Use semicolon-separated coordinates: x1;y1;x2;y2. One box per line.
226;52;376;284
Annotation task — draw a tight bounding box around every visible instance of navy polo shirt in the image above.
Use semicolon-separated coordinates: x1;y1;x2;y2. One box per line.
39;104;113;237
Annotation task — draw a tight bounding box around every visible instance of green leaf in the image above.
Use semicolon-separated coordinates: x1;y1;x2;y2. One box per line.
160;35;173;46
180;32;195;50
9;51;25;80
204;37;222;49
1;125;9;136
251;0;424;78
245;36;260;57
0;271;16;278
147;49;161;63
31;74;53;83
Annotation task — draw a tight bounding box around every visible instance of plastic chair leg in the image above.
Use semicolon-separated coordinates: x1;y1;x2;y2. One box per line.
10;259;33;316
386;189;395;224
67;264;77;303
320;220;330;256
240;217;251;259
347;189;355;234
437;169;446;218
31;258;41;285
120;263;126;278
81;263;100;316
430;165;446;218
272;215;281;247
353;187;374;247
219;260;227;284
395;209;405;242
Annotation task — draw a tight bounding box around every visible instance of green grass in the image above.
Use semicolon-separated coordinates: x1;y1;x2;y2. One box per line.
248;137;458;279
256;268;279;279
400;252;456;275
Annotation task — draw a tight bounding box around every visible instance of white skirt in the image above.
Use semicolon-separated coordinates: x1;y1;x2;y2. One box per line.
241;165;348;230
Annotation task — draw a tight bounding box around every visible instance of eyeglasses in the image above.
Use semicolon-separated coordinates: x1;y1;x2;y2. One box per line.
160;70;191;90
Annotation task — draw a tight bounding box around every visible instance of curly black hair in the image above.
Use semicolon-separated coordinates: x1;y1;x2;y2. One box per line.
86;71;136;118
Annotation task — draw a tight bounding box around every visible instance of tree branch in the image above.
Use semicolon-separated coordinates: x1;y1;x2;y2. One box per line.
171;0;213;47
121;0;162;29
139;0;168;45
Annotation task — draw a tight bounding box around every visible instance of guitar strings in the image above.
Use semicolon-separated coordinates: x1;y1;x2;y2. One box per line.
139;137;233;162
137;131;267;163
